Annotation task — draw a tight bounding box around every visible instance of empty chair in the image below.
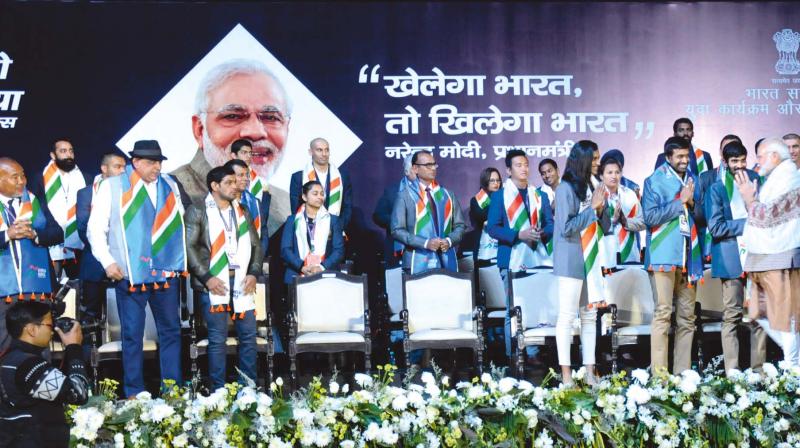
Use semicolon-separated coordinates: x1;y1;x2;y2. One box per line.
289;272;371;385
509;268;572;377
401;269;484;374
97;288;159;362
601;264;654;373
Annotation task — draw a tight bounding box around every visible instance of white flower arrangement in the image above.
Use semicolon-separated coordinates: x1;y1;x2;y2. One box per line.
67;363;800;447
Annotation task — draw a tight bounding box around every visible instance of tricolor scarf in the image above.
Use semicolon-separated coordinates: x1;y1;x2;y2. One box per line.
0;189;52;302
742;159;800;256
293;204;331;268
646;163;704;284
605;184;642;265
695;147;709;175
240;190;262;238
722;169;749;268
578;186;605;304
248;168;266;200
304;162;343;216
408;180;457;274
117;165;186;288
502;179;549;270
92;174;103;194
42;160;86;256
205;194;254;314
474;188;497;260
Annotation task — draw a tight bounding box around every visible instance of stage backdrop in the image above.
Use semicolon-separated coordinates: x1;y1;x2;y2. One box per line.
1;2;799;241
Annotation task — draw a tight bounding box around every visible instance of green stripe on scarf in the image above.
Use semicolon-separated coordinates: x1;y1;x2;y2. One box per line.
45;176;62;203
650;219;678;253
209;253;229;277
415;211;431;234
619;232;635;262
152;214;182;255
123;188;149;228
328;190;341;208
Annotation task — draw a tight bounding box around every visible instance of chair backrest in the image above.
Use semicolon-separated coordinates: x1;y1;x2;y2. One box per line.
458;252;474;273
385;266;404;315
255;282;268;322
696;268;724;317
403;269;474;334
510;268;559;330
293;272;366;334
478;261;506;310
104;288;159;344
604;264;654;326
62;287;78;320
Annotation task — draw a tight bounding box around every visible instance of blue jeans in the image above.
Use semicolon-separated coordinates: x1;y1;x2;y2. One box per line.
199;278;257;391
116;278;181;397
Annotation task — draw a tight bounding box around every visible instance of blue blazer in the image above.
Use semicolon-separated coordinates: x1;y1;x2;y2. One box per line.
0;192;63;250
706;169;759;279
289;168;352;231
485;186;553;270
241;189;270;256
653;148;714;177
280;213;345;284
76;186;106;282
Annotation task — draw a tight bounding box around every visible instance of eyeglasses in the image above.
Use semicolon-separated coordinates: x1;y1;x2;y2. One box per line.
488;179;501;183
414;163;438;168
204;105;289;129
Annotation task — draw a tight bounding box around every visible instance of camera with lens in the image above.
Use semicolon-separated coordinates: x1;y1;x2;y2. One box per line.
50;279;101;340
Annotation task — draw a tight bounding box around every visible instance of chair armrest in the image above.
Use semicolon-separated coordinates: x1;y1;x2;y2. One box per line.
400;309;409;336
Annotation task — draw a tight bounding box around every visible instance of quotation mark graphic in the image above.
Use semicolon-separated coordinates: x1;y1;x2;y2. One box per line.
358;64;381;84
634;121;655;140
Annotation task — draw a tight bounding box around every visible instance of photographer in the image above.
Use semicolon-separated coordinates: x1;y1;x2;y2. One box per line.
0;301;89;448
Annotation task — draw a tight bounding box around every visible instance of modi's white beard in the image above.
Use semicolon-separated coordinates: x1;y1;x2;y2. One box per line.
201;130;285;181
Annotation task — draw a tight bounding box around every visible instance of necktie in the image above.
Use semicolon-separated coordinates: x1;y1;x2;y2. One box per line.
6;199;20;269
425;187;440;236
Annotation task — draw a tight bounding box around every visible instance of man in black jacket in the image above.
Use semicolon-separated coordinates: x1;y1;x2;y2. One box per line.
0;301;89;448
185;166;263;390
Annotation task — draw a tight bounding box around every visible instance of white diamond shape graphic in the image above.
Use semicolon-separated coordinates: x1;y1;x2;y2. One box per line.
116;24;362;231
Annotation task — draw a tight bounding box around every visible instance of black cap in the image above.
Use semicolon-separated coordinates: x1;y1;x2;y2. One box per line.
129;140;167;161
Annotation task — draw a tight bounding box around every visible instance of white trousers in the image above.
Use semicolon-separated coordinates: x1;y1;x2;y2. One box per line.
758;318;800;366
556;276;597;366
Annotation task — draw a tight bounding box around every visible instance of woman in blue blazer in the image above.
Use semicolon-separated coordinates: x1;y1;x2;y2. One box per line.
281;180;344;284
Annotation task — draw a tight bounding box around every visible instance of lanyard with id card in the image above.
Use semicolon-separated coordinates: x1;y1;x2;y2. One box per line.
219;207;240;270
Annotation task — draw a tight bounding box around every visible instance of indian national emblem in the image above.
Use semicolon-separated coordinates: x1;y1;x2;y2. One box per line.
774;28;800;75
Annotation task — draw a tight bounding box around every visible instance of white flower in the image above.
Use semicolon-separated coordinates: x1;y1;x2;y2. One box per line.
392;394;409;411
774;417;790;432
631;368;650;385
421;371;435;385
341;383;349;394
763;363;778;379
340;441;355;448
378;423;399;444
354;373;373;388
498;377;517;394
113;433;124;448
534;430;554;448
523;409;538;429
173;433;189;447
582;423;595;441
276;377;284;387
363;422;381;441
313;427;332;447
626;384;651;405
573;367;586;381
329;381;340;394
294;408;314;426
148;402;175;422
481;373;493;384
679;370;701;395
70;407;105;441
135;391;152;401
496;394;516;412
518;380;534;393
425;383;441;397
407;390;425;408
682;402;694;413
441;375;450;387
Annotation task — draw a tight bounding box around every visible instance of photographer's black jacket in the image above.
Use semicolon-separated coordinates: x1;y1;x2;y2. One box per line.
0;340;89;448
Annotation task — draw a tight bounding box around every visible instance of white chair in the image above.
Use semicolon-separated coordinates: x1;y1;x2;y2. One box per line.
509;268;573;377
96;288;159;362
385;265;404;322
401;269;484;374
601;264;654;373
476;259;507;321
457;252;474;274
289;272;371;385
694;268;723;370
